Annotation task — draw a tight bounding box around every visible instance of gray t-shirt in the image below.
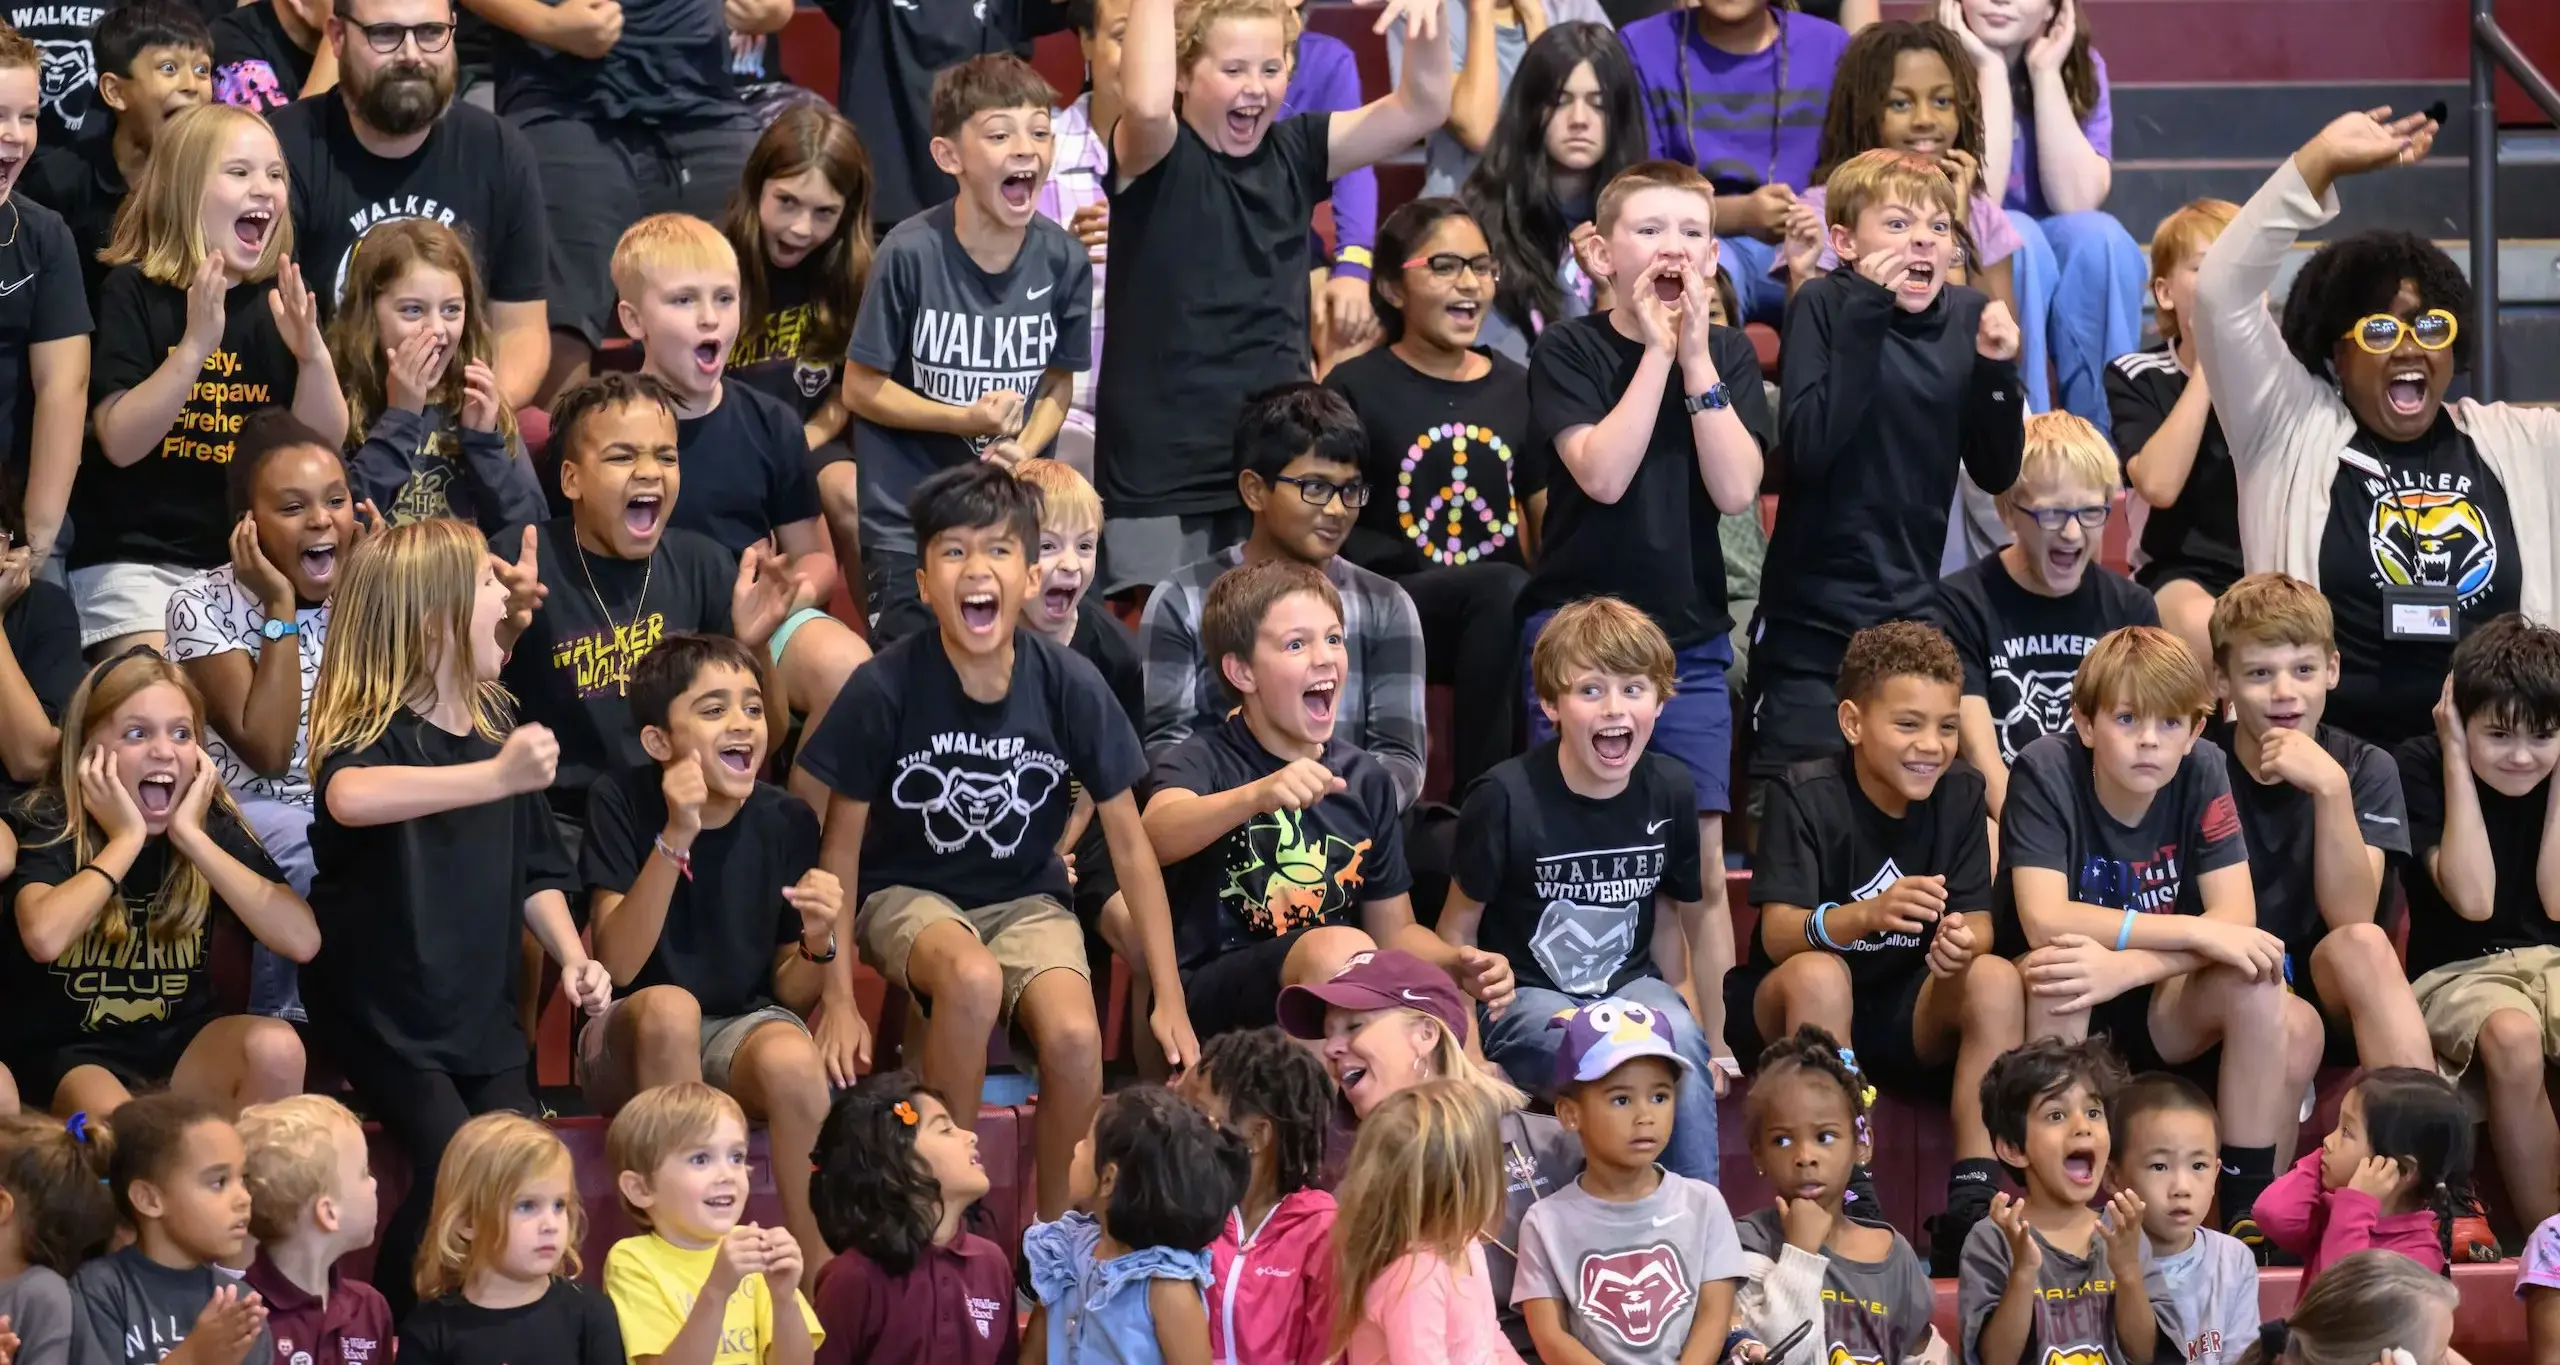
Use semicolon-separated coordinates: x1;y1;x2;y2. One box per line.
1391;1;1615;197
1514;1170;1746;1365
847;200;1095;552
70;1248;277;1365
1734;1207;1935;1365
0;1265;74;1365
1956;1218;2185;1365
2153;1230;2259;1365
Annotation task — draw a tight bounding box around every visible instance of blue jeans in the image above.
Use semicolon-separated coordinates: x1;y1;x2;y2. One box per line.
1481;976;1720;1183
2006;209;2145;433
1719;234;1788;327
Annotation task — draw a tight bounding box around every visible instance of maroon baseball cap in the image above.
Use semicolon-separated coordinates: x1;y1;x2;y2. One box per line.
1276;950;1469;1042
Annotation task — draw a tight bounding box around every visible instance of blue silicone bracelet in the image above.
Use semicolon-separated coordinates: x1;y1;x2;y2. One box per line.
1813;902;1844;951
2115;908;2138;952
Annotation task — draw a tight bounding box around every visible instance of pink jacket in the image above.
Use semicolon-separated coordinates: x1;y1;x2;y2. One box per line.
2252;1148;2446;1299
1344;1243;1527;1365
1209;1190;1338;1365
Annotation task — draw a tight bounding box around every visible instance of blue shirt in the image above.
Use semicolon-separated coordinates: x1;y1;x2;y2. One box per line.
1026;1213;1214;1364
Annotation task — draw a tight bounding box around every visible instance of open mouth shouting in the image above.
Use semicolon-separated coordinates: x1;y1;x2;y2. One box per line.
691;339;724;377
1303;677;1338;727
960;590;1000;634
1652;267;1686;304
234;206;275;256
0;142;24;194
624;492;664;540
1039;578;1079;623
2043;540;2085;579
1444;296;1482;334
2061;1143;2100;1188
2385;364;2431;417
715;740;757;776
999;168;1040;211
1225;103;1267;144
136;771;179;819
1899;259;1938;300
1593;723;1635;765
299;538;338;586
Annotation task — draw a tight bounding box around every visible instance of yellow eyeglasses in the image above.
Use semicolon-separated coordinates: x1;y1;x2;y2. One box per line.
2342;308;2459;355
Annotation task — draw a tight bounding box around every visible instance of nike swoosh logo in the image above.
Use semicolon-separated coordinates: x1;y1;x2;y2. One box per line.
1646;819;1670;835
1651;1214;1682;1227
1401;989;1429;1004
1027;284;1052;299
2221;1163;2241;1176
2362;813;2402;826
0;273;35;296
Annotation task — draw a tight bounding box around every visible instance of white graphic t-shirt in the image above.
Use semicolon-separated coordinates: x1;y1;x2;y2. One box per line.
164;564;328;808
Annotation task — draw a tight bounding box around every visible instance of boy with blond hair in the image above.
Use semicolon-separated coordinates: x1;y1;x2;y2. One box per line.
2204;573;2428;1072
239;1094;391;1365
845;54;1093;645
1930;412;2158;819
604;1082;821;1365
1754;147;2024;780
1998;625;2322;1246
2109;199;2243;664
1522;159;1772;1067
611;214;872;809
1441;596;1716;1180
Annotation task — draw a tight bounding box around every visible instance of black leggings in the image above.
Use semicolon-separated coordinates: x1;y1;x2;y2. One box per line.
329;1022;537;1320
1398;562;1529;793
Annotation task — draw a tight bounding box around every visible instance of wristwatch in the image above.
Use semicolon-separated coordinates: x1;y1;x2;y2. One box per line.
259;617;300;642
1683;382;1733;414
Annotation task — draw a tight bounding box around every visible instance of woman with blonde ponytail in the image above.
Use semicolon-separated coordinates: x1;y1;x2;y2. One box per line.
2238;1251;2458;1365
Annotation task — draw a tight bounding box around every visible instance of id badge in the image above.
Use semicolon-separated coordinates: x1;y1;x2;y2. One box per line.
2383;584;2460;642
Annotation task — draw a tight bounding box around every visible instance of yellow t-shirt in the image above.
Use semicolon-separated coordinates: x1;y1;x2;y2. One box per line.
603;1232;826;1364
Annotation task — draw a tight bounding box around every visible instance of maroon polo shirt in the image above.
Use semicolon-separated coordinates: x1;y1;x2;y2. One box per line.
811;1231;1017;1365
244;1252;394;1365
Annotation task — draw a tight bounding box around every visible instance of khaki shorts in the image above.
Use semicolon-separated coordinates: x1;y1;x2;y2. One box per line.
855;885;1087;1025
575;999;808;1099
2410;944;2560;1076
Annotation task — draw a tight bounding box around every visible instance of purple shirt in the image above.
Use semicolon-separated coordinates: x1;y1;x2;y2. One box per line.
244;1254;393;1365
1620;8;1850;197
1280;29;1378;279
812;1233;1018;1365
2001;49;2113;217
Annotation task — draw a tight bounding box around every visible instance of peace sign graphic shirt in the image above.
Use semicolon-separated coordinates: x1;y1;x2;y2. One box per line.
800;627;1145;907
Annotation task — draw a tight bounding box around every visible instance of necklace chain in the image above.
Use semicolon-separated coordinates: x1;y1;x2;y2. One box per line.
576;538;653;637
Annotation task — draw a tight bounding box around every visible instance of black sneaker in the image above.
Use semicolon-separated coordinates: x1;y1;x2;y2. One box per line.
2225;1215;2297;1267
1927;1193;1992;1278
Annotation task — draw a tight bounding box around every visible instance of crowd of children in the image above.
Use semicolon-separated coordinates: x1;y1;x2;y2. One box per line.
0;0;2548;1358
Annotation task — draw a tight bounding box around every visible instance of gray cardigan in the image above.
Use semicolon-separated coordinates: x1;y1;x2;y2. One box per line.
2192;157;2560;619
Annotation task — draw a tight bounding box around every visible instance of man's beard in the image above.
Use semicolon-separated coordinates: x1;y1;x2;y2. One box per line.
350;59;453;135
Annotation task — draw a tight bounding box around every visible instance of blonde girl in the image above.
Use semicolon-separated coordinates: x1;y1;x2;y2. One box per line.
75;103;344;658
6;650;314;1119
397;1111;624;1360
2236;1251;2456;1365
300;518;612;1318
329;218;544;536
1329;1079;1522;1365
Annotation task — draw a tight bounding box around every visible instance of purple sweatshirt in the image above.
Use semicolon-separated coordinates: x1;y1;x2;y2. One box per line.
2000;48;2114;217
1280;29;1377;280
1620;8;1849;198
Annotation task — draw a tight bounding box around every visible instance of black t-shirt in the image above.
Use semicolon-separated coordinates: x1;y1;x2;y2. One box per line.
73;269;303;570
9;0;118;149
1097;112;1330;519
581;766;813;1017
306;710;578;1072
727;260;838;423
1766;272;2024;646
0;196;90;497
493;0;746;126
2104;346;2241;589
269;93;550;315
397;1278;624;1365
1322;345;1545;577
822;0;1062;226
2395;733;2557;975
498;518;737;817
3;795;274;1058
2317;412;2521;749
21;134;122;303
672;382;825;556
2206;719;2407;958
1749;750;1993;992
1456;741;1702;997
2;577;81;725
1994;732;2249;955
801;628;1146;907
1151;715;1412;973
209;1;310;112
1927;555;2160;765
1520;312;1770;648
1067;594;1141;730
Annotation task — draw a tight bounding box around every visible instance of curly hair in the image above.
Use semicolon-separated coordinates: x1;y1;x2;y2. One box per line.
2278;230;2474;378
1094;1086;1251;1253
1196;1028;1334;1200
1747;1025;1869;1126
1462;22;1643;342
1813;21;1985;186
1980;1036;2128;1154
1836;620;1963;706
809;1072;951;1274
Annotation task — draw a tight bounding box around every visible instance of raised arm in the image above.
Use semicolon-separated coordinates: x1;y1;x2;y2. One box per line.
1326;0;1451;180
1113;0;1181;184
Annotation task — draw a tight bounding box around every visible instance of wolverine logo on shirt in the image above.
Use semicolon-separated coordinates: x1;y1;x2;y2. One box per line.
2369;487;2497;600
550;611;668;699
53;913;204;1030
1576;1244;1692;1347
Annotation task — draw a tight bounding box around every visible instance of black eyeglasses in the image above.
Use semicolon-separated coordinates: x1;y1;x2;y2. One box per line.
2024;504;2113;533
1401;252;1500;283
1269;474;1371;509
334;11;456;52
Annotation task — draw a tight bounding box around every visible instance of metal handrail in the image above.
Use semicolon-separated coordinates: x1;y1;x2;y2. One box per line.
2471;0;2560;401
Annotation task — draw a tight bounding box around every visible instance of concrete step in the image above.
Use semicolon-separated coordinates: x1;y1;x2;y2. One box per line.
2106;150;2560;245
2112;80;2471;162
